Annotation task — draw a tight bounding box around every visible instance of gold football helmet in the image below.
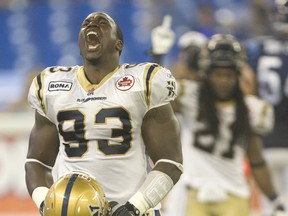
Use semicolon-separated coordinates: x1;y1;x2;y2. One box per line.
43;171;108;216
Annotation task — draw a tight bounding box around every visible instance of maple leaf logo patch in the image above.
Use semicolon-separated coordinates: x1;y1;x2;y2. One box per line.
115;74;135;91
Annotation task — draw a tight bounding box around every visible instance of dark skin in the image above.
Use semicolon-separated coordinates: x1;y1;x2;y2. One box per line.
25;12;182;198
246;133;278;199
210;68;278;199
208;68;238;101
171;66;278;206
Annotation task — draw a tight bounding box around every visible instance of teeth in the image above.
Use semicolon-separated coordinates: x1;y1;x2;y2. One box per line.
87;31;97;37
86;30;99;50
88;44;98;49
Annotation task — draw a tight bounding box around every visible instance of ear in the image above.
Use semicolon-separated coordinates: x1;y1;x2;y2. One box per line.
115;40;123;52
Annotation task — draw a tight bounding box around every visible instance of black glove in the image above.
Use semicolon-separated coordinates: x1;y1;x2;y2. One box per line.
272;204;286;216
271;196;287;216
108;201;140;216
39;201;45;216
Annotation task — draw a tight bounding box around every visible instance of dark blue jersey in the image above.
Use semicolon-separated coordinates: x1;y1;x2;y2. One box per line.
246;36;288;148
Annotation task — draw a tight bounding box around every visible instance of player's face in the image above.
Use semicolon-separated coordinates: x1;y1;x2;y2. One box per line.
208;67;238;101
78;12;119;61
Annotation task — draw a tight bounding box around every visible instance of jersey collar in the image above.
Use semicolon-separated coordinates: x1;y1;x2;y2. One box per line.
76;66;120;91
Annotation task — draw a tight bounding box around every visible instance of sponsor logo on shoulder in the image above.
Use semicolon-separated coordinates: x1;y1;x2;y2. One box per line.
48;81;72;91
115;74;135;91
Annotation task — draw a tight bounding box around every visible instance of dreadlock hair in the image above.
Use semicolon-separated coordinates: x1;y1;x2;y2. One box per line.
197;34;252;148
198;74;251;145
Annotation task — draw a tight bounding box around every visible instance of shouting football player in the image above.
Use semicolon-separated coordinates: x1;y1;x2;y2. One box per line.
25;12;183;216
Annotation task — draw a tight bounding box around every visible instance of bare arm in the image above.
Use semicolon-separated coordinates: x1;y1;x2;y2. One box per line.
246;133;277;199
25;111;60;196
110;103;183;215
142;103;183;183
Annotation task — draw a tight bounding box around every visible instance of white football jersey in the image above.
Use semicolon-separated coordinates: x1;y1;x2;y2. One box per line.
28;63;177;204
176;79;274;198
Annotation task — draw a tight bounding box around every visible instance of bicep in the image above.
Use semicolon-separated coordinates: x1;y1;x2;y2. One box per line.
142;104;182;164
27;111;59;167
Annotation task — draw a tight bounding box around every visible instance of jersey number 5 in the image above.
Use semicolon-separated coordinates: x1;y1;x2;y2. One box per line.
257;56;288;105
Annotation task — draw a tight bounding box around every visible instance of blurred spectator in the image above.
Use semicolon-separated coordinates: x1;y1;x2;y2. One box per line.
247;0;274;38
0;0;9;8
194;4;217;38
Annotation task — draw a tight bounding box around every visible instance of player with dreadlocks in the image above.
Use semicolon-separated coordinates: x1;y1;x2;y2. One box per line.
170;34;286;216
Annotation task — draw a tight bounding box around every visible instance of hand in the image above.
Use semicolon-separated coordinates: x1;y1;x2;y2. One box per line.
273;209;287;216
272;205;287;216
272;197;287;216
108;201;140;216
151;15;175;55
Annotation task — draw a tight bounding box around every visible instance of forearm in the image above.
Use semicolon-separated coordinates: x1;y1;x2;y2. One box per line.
128;160;183;215
122;104;183;215
25;161;53;208
153;158;183;184
251;163;287;214
251;163;278;200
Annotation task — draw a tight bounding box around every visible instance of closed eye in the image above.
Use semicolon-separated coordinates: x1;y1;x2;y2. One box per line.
98;18;109;26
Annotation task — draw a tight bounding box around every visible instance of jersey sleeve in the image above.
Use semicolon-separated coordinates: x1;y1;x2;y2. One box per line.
28;69;47;117
245;95;274;135
143;64;177;110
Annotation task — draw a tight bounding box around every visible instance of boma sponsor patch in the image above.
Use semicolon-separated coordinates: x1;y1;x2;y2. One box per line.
48;81;72;91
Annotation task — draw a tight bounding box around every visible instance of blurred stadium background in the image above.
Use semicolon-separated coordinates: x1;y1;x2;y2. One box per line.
0;0;276;215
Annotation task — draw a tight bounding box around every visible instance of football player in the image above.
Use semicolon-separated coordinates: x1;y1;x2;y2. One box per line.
172;34;285;216
25;12;183;216
245;1;288;214
171;30;208;81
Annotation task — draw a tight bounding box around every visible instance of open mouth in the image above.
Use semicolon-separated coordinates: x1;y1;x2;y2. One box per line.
86;29;100;50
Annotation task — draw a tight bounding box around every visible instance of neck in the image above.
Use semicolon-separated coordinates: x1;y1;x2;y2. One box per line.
83;59;119;84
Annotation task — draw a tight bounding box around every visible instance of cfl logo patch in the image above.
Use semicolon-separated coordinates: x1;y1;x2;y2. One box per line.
167;81;176;97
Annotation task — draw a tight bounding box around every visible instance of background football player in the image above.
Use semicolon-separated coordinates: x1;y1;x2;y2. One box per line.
170;34;285;216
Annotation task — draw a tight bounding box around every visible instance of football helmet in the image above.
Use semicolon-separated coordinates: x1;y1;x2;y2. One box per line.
43;171;108;216
198;34;246;74
178;31;207;50
178;31;208;71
